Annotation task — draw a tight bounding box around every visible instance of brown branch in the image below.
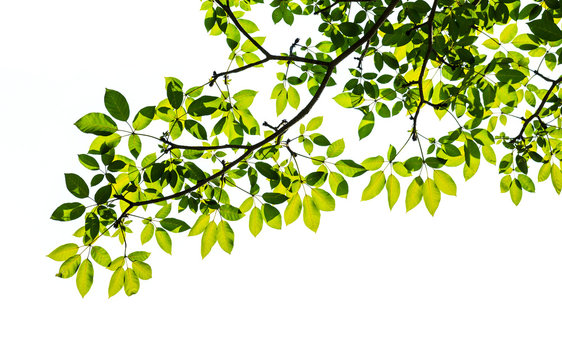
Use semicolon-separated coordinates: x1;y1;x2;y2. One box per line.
165;139;252;151
411;0;439;141
314;0;374;15
515;76;562;140
113;0;401;224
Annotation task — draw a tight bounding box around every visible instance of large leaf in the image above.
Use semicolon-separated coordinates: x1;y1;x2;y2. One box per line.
65;173;89;199
76;259;94;298
75;113;117;136
51;202;85;222
104;89;130;121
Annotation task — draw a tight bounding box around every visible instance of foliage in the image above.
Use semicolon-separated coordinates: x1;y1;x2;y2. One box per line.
49;0;562;297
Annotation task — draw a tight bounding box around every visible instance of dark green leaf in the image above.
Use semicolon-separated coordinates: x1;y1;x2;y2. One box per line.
104;89;130;121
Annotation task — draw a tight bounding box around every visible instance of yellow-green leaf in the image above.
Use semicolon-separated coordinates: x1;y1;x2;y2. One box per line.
47;243;79;261
217;221;234;254
551;164;562;194
132;261;152;280
249;207;263;236
386;174;400;210
76;259;94;298
108;267;125;298
284;195;302;225
155;228;172;254
189;214;210;236
405;176;423;212
124;268;140;296
361;171;386;201
201;221;217;258
303;195;320;232
434;170;457;196
311;188;335;211
500;23;518;43
423;178;441;216
510;179;522;205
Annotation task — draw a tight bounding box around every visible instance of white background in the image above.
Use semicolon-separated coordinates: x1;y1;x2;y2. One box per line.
1;1;561;359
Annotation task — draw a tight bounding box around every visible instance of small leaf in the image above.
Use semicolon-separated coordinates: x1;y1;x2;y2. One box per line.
405;177;424;212
132;261;152;280
65;173;89;199
551;164;562;194
189;214;210;236
306;116;323;131
510;179;523;205
155;228;172;254
217;221;234;254
51;202;86;222
47;243;79;261
141;222;155;244
517;174;535;193
128;251;151;262
57;255;81;279
262;192;289;205
78;154;99;171
128;134;142;159
108;267;125;298
538;162;551;182
362;171;386;201
249;207;263;237
165;77;184;109
201;221;218;258
155;204;171;219
311;188;335;211
76;259;94;298
104;89;130;121
262;204;282;229
303;195;320;232
423;178;441;216
433;170;457;196
124;268;140;296
75;113;118;136
160;218;191;233
500;23;518;43
94;185;112;205
327;139;345;158
386;174;400;210
91;246;111;267
335;160;366;177
284;195;302;225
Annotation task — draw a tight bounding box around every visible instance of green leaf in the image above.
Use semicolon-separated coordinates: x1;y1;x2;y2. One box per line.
333;92;363;108
91;246;111;267
76;259;94;298
335;160;366;177
255;162;279;180
328;172;348;198
327;139;345;158
434;170;457;196
423;178;441;216
165;77;184;109
482;146;496;165
233;89;258;109
132;261;152;280
276;86;287;116
108;267;125;298
311;188;335;212
94;185;112;205
51;202;86;222
47;243;79;261
303;195;320;232
551;164;562;194
362;156;384;170
482;38;500;49
288;86;300;109
262;204;282;229
361;171;386;201
189;214;210;236
386;174;400;210
306;116;323;131
201;221;217;258
65;173;89;199
249;207;263;237
124;268;140;296
405;177;424;212
104;89;130;121
128;134;142;159
217;221;234;254
133;106;156;131
496;69;526;83
538;162;551;182
155;203;172;219
128;251;151;262
160;218;191;233
284;195;302;225
188;96;220;117
155;227;172;254
107;256;125;271
56;255;81;279
510;179;523;205
339;22;363;37
500;23;518;43
75;113;118;136
141;222;155;244
262;192;289;205
78;154;99;170
220;204;245;221
528;12;562;41
517;174;535;193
